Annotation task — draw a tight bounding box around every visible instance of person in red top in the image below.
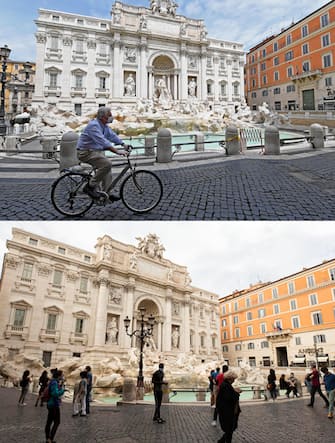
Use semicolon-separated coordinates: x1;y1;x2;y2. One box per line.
306;365;329;408
212;365;229;426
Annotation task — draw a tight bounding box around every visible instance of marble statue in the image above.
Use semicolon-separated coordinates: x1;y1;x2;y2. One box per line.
107;317;118;344
124;73;136;96
136;234;165;259
188;78;197;97
155;76;172;107
172;326;180;348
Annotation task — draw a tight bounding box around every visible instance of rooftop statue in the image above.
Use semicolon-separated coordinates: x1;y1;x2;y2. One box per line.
150;0;178;16
136;233;165;259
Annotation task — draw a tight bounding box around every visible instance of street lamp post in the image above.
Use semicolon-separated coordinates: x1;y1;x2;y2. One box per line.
0;45;11;137
124;307;155;400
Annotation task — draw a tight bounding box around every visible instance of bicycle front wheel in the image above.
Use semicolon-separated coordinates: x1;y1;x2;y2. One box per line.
120;170;163;213
51;172;94;216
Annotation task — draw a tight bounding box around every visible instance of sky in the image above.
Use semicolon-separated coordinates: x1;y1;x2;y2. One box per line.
0;0;331;61
1;221;335;297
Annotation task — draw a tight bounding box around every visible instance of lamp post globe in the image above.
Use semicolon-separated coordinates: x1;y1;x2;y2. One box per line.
0;45;11;137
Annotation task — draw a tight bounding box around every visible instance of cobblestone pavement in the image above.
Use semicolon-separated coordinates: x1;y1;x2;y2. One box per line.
1;150;335;220
0;387;334;443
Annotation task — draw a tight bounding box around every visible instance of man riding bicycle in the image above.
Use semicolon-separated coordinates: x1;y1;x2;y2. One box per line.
77;106;130;200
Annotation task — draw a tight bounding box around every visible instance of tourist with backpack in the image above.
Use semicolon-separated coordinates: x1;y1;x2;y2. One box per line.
18;369;32;406
44;368;65;443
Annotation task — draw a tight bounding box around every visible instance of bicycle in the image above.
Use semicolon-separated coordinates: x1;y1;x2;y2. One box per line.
51;146;163;216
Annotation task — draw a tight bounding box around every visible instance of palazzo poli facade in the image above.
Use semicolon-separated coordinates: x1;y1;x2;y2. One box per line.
0;228;220;368
32;0;244;114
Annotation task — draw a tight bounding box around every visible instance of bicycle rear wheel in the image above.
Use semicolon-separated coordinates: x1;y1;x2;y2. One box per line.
120;170;163;213
51;172;94;216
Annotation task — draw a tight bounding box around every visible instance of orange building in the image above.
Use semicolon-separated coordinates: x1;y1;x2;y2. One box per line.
5;60;35;116
245;1;335;111
220;258;335;369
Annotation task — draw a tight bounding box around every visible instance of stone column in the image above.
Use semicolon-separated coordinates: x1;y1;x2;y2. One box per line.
60;35;72;101
139;41;147;98
173;73;178;100
148;70;153;99
120;278;135;348
86;39;97;101
163;289;172;352
93;271;110;346
213;56;219;101
200;51;207;100
179;46;188;100
226;59;233;102
33;33;47;103
182;294;191;353
156;320;162;352
112;36;122;98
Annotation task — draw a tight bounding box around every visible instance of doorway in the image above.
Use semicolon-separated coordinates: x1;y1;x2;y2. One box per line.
302;89;315;110
276;347;288;367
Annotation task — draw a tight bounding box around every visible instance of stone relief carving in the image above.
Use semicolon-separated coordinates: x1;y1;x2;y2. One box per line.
37;264;52;277
129;251;138;270
139;14;147;30
173;302;180;315
5;254;20;269
124;47;136;63
66;271;79;282
103;243;113;261
136;234;165;260
185;271;192;286
109;287;122;305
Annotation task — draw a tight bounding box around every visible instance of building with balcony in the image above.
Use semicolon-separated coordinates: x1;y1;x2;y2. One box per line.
32;0;244;115
245;1;335;111
5;61;35;116
0;228;220;368
220;258;335;369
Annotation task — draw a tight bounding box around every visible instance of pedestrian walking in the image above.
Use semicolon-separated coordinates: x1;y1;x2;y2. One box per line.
152;363;166;423
44;368;65;443
306;365;329;408
267;368;277;401
35;370;49;407
18;369;32;406
212;365;229;426
85;365;93;414
208;369;216;407
73;371;88;417
216;370;241;443
320;367;335;418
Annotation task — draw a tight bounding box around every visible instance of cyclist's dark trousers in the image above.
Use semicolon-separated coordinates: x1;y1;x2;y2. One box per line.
153;390;163;419
45;405;60;440
77;149;112;192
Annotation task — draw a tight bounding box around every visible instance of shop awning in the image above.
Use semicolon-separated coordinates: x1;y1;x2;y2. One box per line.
292;357;306;363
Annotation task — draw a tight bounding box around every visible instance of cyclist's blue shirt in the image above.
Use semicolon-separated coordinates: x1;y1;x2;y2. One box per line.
77;118;124;151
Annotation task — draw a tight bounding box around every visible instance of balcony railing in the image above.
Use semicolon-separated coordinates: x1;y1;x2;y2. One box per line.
39;328;60;343
71;87;87;97
265;328;292;339
4;324;28;340
69;331;88;345
291;69;322;81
